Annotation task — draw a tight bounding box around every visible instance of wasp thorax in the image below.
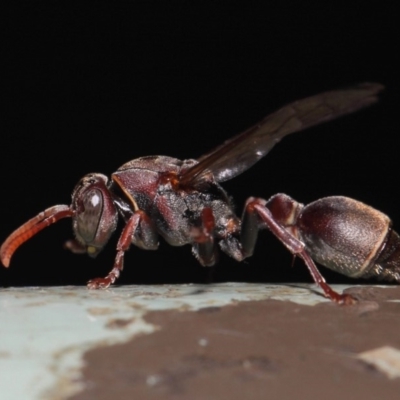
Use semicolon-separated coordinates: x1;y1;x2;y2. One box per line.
72;173;118;256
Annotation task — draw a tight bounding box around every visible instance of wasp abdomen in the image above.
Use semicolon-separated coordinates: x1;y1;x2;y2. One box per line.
297;196;391;278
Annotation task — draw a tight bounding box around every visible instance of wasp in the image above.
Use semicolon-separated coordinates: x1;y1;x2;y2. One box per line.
2;83;396;304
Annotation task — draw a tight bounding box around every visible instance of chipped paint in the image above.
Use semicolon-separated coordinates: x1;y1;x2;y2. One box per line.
358;346;400;379
0;283;394;399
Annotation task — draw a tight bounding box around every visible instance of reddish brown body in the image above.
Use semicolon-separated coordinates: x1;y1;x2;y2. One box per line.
2;82;398;304
112;156;241;255
267;195;400;282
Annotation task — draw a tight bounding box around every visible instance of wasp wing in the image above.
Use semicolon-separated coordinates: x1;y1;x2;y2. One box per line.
179;83;383;186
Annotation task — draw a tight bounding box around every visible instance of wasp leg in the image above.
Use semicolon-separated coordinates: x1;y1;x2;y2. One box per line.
191;207;218;267
243;197;355;305
130;210;159;251
87;210;158;289
240;198;268;258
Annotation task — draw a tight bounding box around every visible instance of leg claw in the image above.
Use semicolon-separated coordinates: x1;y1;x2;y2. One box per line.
337;293;358;305
87;277;112;289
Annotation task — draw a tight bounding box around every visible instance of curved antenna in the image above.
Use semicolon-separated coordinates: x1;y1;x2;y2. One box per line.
0;205;73;267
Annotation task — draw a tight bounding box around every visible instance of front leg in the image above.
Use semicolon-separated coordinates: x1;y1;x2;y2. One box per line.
241;197;356;304
87;210;158;289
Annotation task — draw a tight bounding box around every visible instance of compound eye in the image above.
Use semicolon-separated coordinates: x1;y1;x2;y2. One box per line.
76;189;104;243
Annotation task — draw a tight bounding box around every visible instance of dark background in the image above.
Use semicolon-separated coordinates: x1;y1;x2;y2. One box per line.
2;2;398;287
